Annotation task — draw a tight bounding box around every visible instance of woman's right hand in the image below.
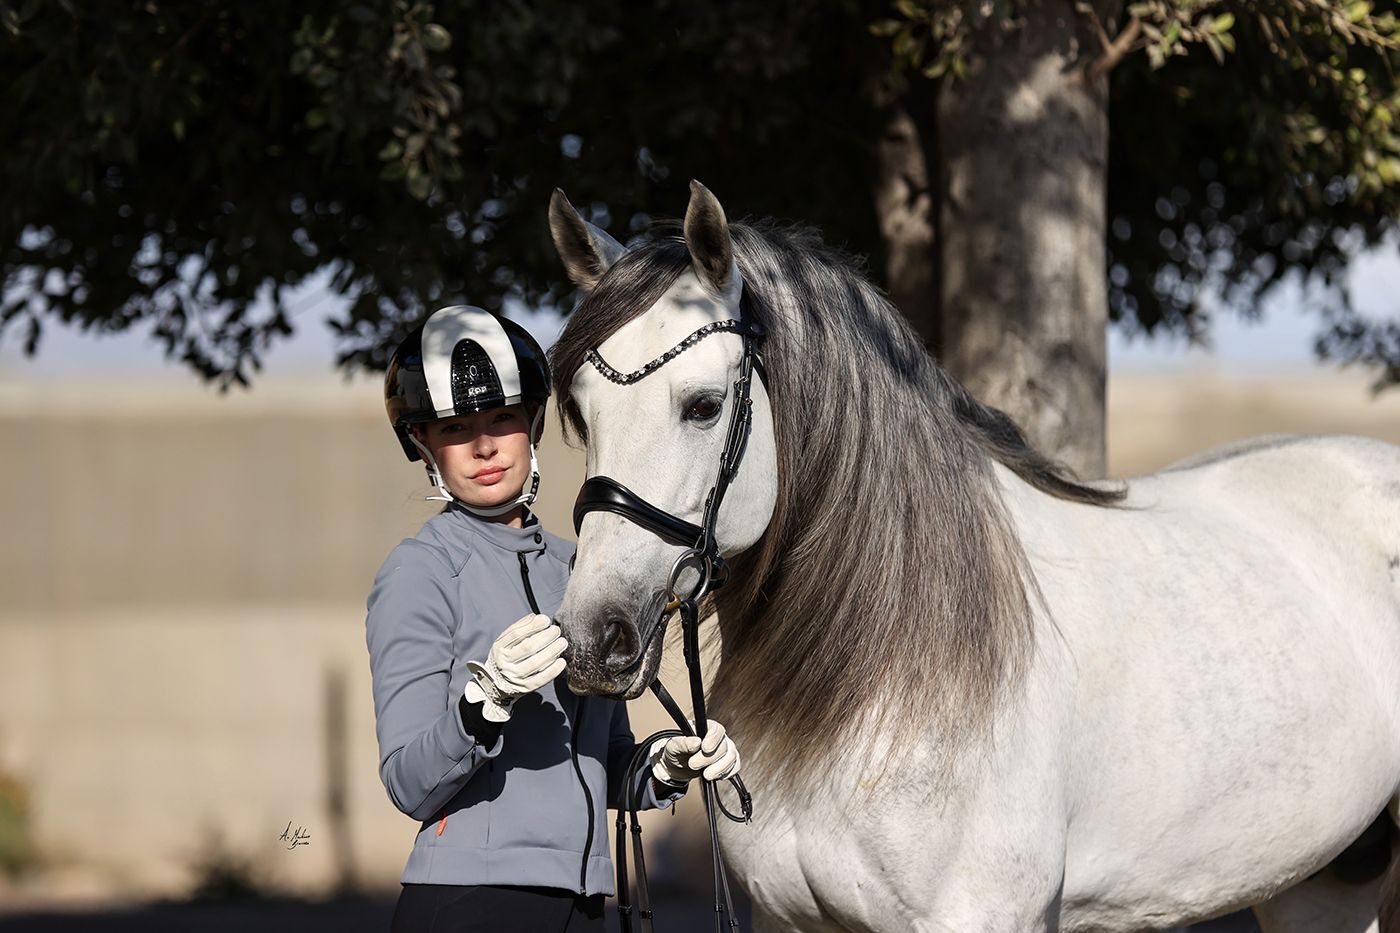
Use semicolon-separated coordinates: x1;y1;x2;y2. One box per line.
464;614;568;722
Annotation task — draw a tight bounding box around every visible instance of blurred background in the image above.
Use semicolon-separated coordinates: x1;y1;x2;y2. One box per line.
2;303;1397;932
2;2;1399;931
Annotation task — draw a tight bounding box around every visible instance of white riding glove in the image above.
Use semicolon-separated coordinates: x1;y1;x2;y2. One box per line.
649;719;741;786
463;613;568;723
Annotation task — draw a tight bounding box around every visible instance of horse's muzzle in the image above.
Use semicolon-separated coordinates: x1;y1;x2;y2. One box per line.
558;592;667;697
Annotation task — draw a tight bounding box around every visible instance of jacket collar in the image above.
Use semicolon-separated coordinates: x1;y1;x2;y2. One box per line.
444;502;547;554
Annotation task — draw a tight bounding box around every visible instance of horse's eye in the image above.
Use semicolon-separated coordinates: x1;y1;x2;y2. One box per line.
684;397;723;422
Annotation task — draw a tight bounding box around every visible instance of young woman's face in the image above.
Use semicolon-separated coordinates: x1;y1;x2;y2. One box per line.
414;404;535;510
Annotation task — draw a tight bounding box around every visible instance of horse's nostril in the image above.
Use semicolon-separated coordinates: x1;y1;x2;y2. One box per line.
601;615;638;667
602;620;623;654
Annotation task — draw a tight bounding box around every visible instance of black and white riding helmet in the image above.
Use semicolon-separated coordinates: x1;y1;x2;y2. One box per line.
385;305;551;517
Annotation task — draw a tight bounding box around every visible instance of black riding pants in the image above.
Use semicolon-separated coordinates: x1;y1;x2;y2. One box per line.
390;882;606;933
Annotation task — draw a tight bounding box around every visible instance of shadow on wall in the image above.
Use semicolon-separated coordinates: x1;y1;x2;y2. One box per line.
0;763;34;881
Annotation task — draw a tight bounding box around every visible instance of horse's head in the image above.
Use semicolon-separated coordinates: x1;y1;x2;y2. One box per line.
547;181;778;698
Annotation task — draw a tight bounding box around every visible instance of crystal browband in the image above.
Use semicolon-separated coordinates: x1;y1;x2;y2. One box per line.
585;319;762;386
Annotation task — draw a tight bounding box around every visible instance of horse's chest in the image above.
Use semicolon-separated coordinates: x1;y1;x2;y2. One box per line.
718;802;881;930
717;718;1074;930
725;803;1067;931
716;795;959;931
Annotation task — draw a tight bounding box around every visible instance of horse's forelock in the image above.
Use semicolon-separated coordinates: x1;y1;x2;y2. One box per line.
549;234;694;443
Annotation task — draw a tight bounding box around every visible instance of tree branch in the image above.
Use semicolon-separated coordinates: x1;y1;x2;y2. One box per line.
1074;1;1143;84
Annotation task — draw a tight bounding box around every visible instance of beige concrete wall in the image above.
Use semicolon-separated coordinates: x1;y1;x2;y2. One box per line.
0;373;712;905
0;377;582;612
1106;368;1400;477
1;367;1397;905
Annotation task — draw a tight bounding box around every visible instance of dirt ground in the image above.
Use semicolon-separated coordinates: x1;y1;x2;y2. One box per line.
0;891;1269;933
0;887;747;933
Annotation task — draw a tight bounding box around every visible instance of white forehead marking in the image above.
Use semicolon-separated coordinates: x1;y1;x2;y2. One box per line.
571;269;741;404
596;271;733;370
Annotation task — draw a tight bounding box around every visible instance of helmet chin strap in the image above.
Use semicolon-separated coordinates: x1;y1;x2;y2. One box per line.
407;407;545;520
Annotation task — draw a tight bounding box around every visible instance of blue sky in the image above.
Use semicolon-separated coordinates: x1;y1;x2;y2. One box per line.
3;239;1396;382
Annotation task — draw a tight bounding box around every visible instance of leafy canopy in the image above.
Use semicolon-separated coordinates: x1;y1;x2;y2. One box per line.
884;0;1400;386
2;0;1397;386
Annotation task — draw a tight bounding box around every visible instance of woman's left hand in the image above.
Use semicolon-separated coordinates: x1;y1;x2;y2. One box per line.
650;720;741;786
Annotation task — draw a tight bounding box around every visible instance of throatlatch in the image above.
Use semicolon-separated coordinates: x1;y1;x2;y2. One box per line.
573;301;764;933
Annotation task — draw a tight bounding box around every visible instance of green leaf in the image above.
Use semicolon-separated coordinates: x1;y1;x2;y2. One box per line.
1347;0;1371;22
1208;12;1234;33
378;140;403;160
307;64;337;89
423;24;451;52
1204;33;1224;64
869;18;902;36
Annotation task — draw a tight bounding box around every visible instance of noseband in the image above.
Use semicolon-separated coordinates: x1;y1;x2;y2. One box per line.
572;300;764;933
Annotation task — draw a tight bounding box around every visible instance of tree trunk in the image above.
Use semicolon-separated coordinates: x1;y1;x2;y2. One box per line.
934;0;1113;479
872;89;941;355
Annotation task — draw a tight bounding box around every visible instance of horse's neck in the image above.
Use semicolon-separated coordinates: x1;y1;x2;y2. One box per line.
987;458;1113;544
985;458;1140;648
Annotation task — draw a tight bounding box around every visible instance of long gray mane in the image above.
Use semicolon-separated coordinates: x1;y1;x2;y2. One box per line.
551;220;1124;793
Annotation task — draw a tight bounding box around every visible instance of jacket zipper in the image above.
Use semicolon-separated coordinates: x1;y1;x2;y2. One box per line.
569;697;594;893
518;550;595;894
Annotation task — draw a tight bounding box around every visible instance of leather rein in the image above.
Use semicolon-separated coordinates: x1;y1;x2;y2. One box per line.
571;302;764;933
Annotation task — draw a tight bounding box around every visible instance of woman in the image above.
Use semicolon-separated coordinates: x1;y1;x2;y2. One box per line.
366;304;742;932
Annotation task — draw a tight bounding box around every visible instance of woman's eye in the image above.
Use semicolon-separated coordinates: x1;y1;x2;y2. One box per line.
684;397;723;422
494;411;516;423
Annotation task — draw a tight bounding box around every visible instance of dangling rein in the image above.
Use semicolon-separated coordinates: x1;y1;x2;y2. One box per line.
573;311;764;932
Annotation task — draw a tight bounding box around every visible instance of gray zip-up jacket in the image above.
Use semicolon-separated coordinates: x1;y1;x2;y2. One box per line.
364;502;684;894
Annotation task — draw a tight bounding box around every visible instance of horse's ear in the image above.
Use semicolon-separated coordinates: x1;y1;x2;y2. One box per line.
683;180;740;301
549;189;627;293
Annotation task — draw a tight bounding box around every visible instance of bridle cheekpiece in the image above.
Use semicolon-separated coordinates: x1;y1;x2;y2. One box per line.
571;293;765;933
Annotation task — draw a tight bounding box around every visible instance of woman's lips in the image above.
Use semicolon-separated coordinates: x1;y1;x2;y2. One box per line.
472;466;507;485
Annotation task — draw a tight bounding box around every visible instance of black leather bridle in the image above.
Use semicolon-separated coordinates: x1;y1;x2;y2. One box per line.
572;300;764;933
